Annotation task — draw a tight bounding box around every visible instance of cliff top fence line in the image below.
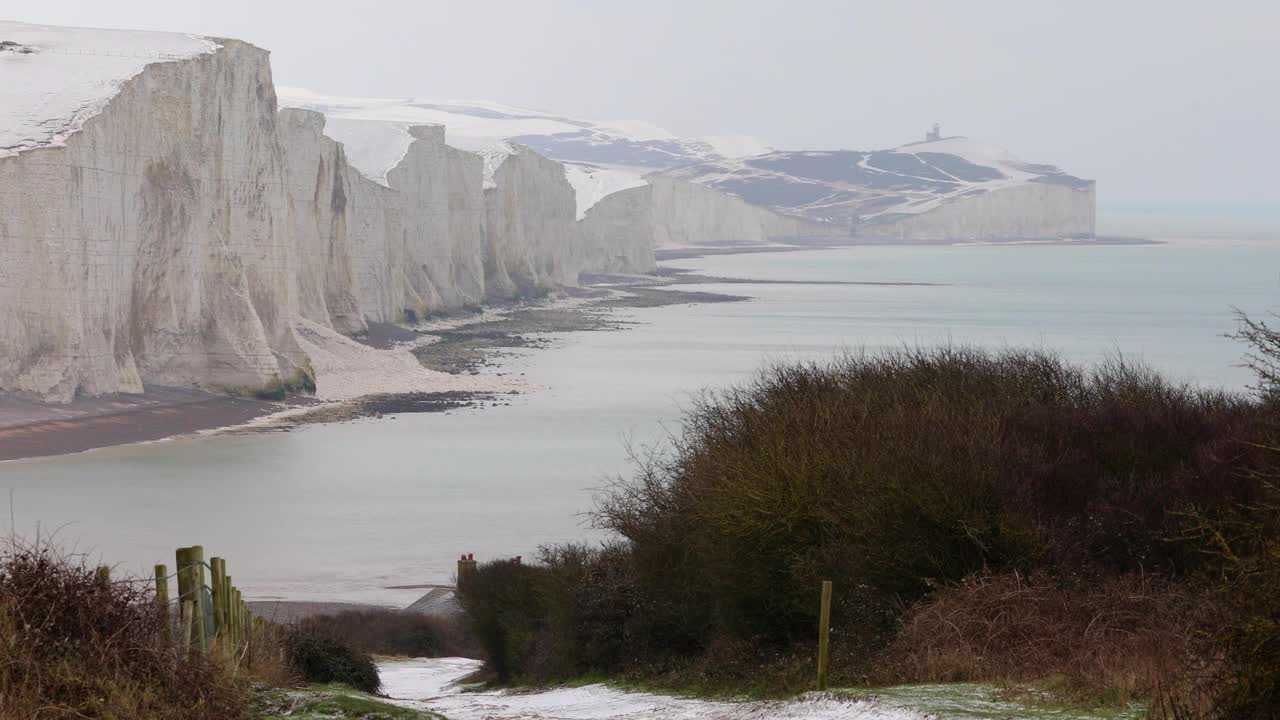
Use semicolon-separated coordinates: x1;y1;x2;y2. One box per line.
17;47;195;59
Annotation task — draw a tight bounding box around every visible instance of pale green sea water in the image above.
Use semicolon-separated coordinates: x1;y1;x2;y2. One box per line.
2;239;1277;606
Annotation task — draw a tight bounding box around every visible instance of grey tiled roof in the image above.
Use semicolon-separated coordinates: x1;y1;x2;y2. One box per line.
405;587;461;617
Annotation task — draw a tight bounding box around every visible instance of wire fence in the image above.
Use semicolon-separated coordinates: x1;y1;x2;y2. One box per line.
18;46;203;61
96;544;276;659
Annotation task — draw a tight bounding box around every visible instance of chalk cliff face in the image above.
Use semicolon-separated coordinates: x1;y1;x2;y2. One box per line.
0;37;312;401
443;146;487;307
576;185;657;275
868;180;1096;241
647;177;831;249
283;117;586;305
278;115;585;320
571;175;832;269
378;125;448;317
481;146;579;299
301;118;490;317
277;109;365;336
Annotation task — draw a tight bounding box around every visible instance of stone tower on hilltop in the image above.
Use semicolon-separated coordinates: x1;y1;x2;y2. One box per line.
926;122;942;142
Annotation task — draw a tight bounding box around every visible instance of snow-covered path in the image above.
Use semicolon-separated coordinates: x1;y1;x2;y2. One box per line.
379;658;926;720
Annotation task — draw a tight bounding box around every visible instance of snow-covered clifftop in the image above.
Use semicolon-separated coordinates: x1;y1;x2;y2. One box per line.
0;23;218;156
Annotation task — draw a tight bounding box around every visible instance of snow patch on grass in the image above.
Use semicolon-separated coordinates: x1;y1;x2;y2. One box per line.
378;658;926;720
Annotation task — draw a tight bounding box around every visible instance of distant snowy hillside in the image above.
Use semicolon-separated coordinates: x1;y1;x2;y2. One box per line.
276;87;771;173
275;88;1090;241
276;86;777;217
0;20;217;157
661;135;1095;234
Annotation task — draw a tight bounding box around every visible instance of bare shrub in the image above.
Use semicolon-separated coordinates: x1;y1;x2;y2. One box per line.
293;607;480;659
595;348;1260;657
1163;457;1280;719
456;543;643;683
0;539;250;719
457;558;543;682
284;631;380;693
1230;309;1280;398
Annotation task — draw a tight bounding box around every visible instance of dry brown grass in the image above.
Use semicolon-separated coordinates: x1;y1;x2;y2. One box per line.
879;571;1211;704
240;617;296;688
0;539;253;719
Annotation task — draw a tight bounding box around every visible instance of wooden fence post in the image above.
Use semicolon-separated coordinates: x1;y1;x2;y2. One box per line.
164;547;275;665
220;571;231;649
154;564;170;643
226;579;238;650
210;557;226;652
222;565;232;647
817;580;832;691
235;588;244;650
189;545;209;655
180;599;194;655
174;547;192;652
246;609;254;669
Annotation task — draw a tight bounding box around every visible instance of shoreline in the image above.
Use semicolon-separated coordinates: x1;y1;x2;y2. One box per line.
0;237;1157;464
654;234;1157;261
0;278;747;463
0;388;289;463
247;600;395;625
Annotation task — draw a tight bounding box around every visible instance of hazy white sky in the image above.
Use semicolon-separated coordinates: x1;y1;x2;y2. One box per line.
11;1;1277;206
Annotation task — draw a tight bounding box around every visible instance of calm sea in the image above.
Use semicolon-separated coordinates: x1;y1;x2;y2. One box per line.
2;238;1278;605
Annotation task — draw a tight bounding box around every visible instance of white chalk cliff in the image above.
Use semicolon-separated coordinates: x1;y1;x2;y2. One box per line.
0;22;822;401
0;26;309;401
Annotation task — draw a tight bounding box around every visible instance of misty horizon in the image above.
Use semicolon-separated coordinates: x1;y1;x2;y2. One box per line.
8;0;1276;209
